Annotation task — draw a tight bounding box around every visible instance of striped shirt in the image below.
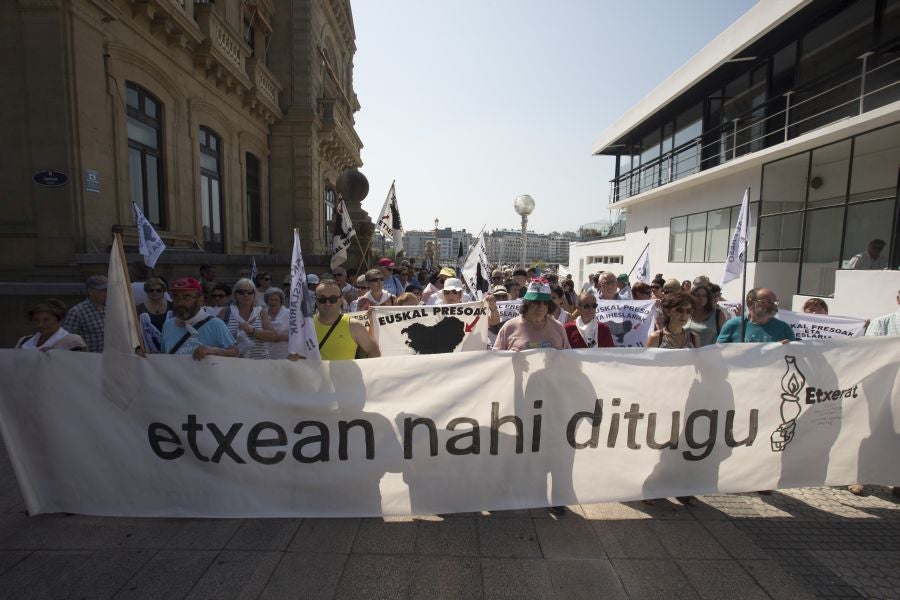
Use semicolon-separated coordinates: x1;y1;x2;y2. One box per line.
865;310;900;337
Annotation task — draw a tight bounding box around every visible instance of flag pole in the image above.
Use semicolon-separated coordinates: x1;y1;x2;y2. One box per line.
740;187;750;342
115;232;146;354
626;243;650;278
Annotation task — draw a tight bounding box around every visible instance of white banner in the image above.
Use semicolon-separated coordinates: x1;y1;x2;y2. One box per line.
634;245;651;284
720;301;743;318
104;235;143;354
777;309;866;340
132;202;165;268
722;188;750;285
376;182;404;253
371;301;489;355
288;229;320;359
497;300;522;323
330;197;356;271
460;231;491;299
596;299;657;347
0;339;897;517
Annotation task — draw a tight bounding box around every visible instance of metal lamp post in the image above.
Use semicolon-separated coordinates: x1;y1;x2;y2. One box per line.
513;195;535;267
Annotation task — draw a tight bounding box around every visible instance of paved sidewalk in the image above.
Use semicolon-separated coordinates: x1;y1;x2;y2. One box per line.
0;436;897;599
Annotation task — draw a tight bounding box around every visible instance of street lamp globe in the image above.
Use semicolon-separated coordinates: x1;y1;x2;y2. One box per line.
513;195;535;267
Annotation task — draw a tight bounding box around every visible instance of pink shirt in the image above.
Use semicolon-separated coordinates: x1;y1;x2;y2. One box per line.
492;315;571;351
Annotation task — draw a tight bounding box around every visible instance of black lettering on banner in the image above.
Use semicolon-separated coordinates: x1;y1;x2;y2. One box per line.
208;422;246;464
247;421;287;465
339;419;374;460
624;403;645;450
566;399;603;449
292;421;329;463
606;398;622;447
490;401;523;455
683;410;717;461
404;417;438;459
646;412;680;450
725;409;758;447
148;423;184;460
531;400;542;452
182;414;209;462
446;418;480;455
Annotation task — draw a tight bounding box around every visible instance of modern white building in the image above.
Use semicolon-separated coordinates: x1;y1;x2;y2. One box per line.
573;0;899;314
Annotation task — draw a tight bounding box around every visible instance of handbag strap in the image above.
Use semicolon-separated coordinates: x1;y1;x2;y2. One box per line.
318;316;343;350
169;317;213;354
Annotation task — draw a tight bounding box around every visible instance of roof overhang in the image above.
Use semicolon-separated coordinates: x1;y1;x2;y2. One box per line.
592;0;812;156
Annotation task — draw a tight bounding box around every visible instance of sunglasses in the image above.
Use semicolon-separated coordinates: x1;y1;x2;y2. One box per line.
211;293;227;298
580;303;598;309
444;289;461;294
316;295;340;304
235;290;255;296
367;278;383;282
146;288;164;293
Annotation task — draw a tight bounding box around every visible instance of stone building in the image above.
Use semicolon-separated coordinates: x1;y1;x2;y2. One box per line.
0;0;366;345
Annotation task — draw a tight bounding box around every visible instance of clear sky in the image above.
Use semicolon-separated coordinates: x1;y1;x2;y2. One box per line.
353;0;758;235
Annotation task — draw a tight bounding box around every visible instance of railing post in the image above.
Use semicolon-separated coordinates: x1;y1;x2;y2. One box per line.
694;137;701;175
732;119;740;160
783;91;793;142
858;51;873;114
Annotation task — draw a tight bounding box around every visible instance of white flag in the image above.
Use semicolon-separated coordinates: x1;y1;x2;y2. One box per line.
132;202;165;268
722;188;750;285
376;182;404;253
461;230;491;299
331;197;357;271
250;257;257;283
634;245;651;284
104;234;143;354
287;229;321;359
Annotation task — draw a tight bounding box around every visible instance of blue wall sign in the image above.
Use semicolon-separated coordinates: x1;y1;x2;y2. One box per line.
33;170;69;188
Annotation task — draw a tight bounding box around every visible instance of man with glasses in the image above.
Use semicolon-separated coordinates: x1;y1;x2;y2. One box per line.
717;288;795;344
254;272;273;307
377;258;404;296
313;279;380;360
595;272;621;301
161;277;237;359
564;291;615;348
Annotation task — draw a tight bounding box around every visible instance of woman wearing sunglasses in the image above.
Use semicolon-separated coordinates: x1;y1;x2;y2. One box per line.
564;291;614;349
136;277;173;353
355;268;396;311
218;278;275;359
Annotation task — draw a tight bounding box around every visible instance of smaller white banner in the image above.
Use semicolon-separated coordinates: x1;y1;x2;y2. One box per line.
132;202;165;268
461;231;491;298
497;300;522;323
777;309;866;340
596;299;657;347
372;301;489;355
720;301;742;318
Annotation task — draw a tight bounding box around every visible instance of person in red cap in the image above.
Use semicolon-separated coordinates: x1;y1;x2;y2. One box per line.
378;257;403;296
161;277;238;359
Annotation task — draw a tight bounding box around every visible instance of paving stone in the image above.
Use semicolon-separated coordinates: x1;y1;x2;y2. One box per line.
546;558;627;600
167;519;243;550
415;517;478;556
699;520;770;559
808;550;900;600
288;518;359;554
533;518;605;559
580;501;654;520
591;521;667;558
0;549;90;598
408;556;481;600
259;552;347;600
738;559;816;600
612;558;700;600
482;558;553;599
0;550;29;576
225;518;302;551
114;550;217;599
477;517;541;558
333;554;414;600
352;518;417;554
186;550;282;600
649;521;729;559
677;559;770;599
530;504;587;519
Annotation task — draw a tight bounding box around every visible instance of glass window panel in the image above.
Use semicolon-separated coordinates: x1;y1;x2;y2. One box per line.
798;0;875;85
808;140;851;208
674;104;703;148
201;175;210;242
145;155;160;224
761;153;809;214
128;147;143;206
144;97;157;119
211;178;221;242
127;117;158;149
673;146;699;181
670;216;687;262
849;124;900;202
200;153;218;173
126;86;139;109
800;207;844;296
705;208;732;262
640;129;661;163
748;201;758;260
662;122;674;154
758;212;803;250
209;135;218;152
686;212;707;262
619;154;631;173
199;129;207;146
841;198;895;268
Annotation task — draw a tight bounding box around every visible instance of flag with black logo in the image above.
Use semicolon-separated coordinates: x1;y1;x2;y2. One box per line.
461;231;491;299
376;182;404;254
132;202;165;268
722;188;750;285
331;196;357;271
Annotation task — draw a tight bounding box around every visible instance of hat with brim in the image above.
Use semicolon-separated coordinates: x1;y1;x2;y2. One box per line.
438;267;457;279
85;274;108;290
523;279;551;301
171;277;202;293
442;278;464;292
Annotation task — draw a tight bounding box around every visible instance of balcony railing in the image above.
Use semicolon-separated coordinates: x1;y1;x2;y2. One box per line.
610;46;900;203
194;4;251;89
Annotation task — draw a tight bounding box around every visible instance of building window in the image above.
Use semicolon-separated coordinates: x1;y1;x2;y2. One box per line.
199;127;224;253
246;153;261;242
670;203;759;263
126;82;165;227
324;184;336;242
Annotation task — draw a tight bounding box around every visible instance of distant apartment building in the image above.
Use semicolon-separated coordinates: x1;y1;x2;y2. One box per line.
399;228;473;262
